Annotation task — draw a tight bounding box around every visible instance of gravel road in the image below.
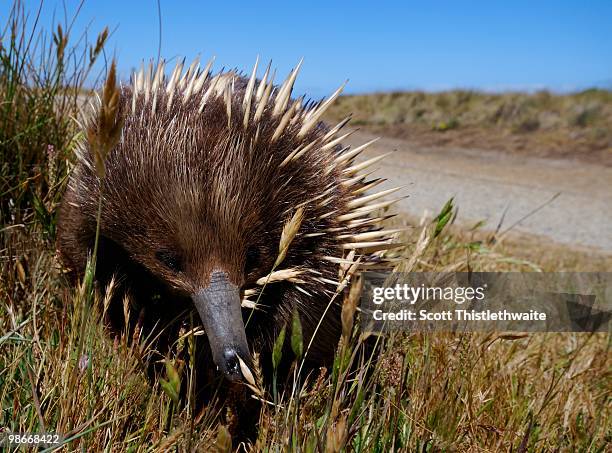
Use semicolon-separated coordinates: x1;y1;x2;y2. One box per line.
345;131;612;253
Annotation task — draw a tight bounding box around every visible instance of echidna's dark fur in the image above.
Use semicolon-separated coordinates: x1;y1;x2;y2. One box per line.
57;58;399;388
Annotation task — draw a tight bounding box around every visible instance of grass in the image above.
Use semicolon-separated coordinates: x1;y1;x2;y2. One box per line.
325;90;612;165
3;200;611;451
0;0;108;238
1;1;610;451
394;212;612;273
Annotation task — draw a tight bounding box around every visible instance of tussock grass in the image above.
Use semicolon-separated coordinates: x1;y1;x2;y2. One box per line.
1;1;610;451
326;90;612;164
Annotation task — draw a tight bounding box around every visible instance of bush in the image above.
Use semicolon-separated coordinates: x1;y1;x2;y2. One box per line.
570;104;601;128
512;116;541;133
432;117;460;132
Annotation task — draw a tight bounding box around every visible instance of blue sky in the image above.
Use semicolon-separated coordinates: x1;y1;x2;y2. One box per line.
9;1;612;98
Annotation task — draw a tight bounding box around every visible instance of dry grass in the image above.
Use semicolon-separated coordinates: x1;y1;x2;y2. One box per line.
2;200;611;451
394;212;612;273
325;90;612;165
1;1;610;451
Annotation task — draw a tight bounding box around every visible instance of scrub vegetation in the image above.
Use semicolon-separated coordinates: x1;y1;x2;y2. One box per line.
326;89;612;165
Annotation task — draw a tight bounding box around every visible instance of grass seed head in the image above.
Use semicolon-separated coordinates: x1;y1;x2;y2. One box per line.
88;59;123;179
275;207;304;268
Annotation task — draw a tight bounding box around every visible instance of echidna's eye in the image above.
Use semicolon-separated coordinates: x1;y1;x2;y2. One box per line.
245;246;260;273
155;250;182;273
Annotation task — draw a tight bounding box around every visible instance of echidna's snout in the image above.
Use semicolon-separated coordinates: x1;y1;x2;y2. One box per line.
192;270;251;382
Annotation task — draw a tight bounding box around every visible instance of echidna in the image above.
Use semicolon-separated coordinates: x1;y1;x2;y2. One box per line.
57;56;401;382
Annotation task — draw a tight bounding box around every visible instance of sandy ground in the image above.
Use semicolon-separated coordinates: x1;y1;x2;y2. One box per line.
345;131;612;253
